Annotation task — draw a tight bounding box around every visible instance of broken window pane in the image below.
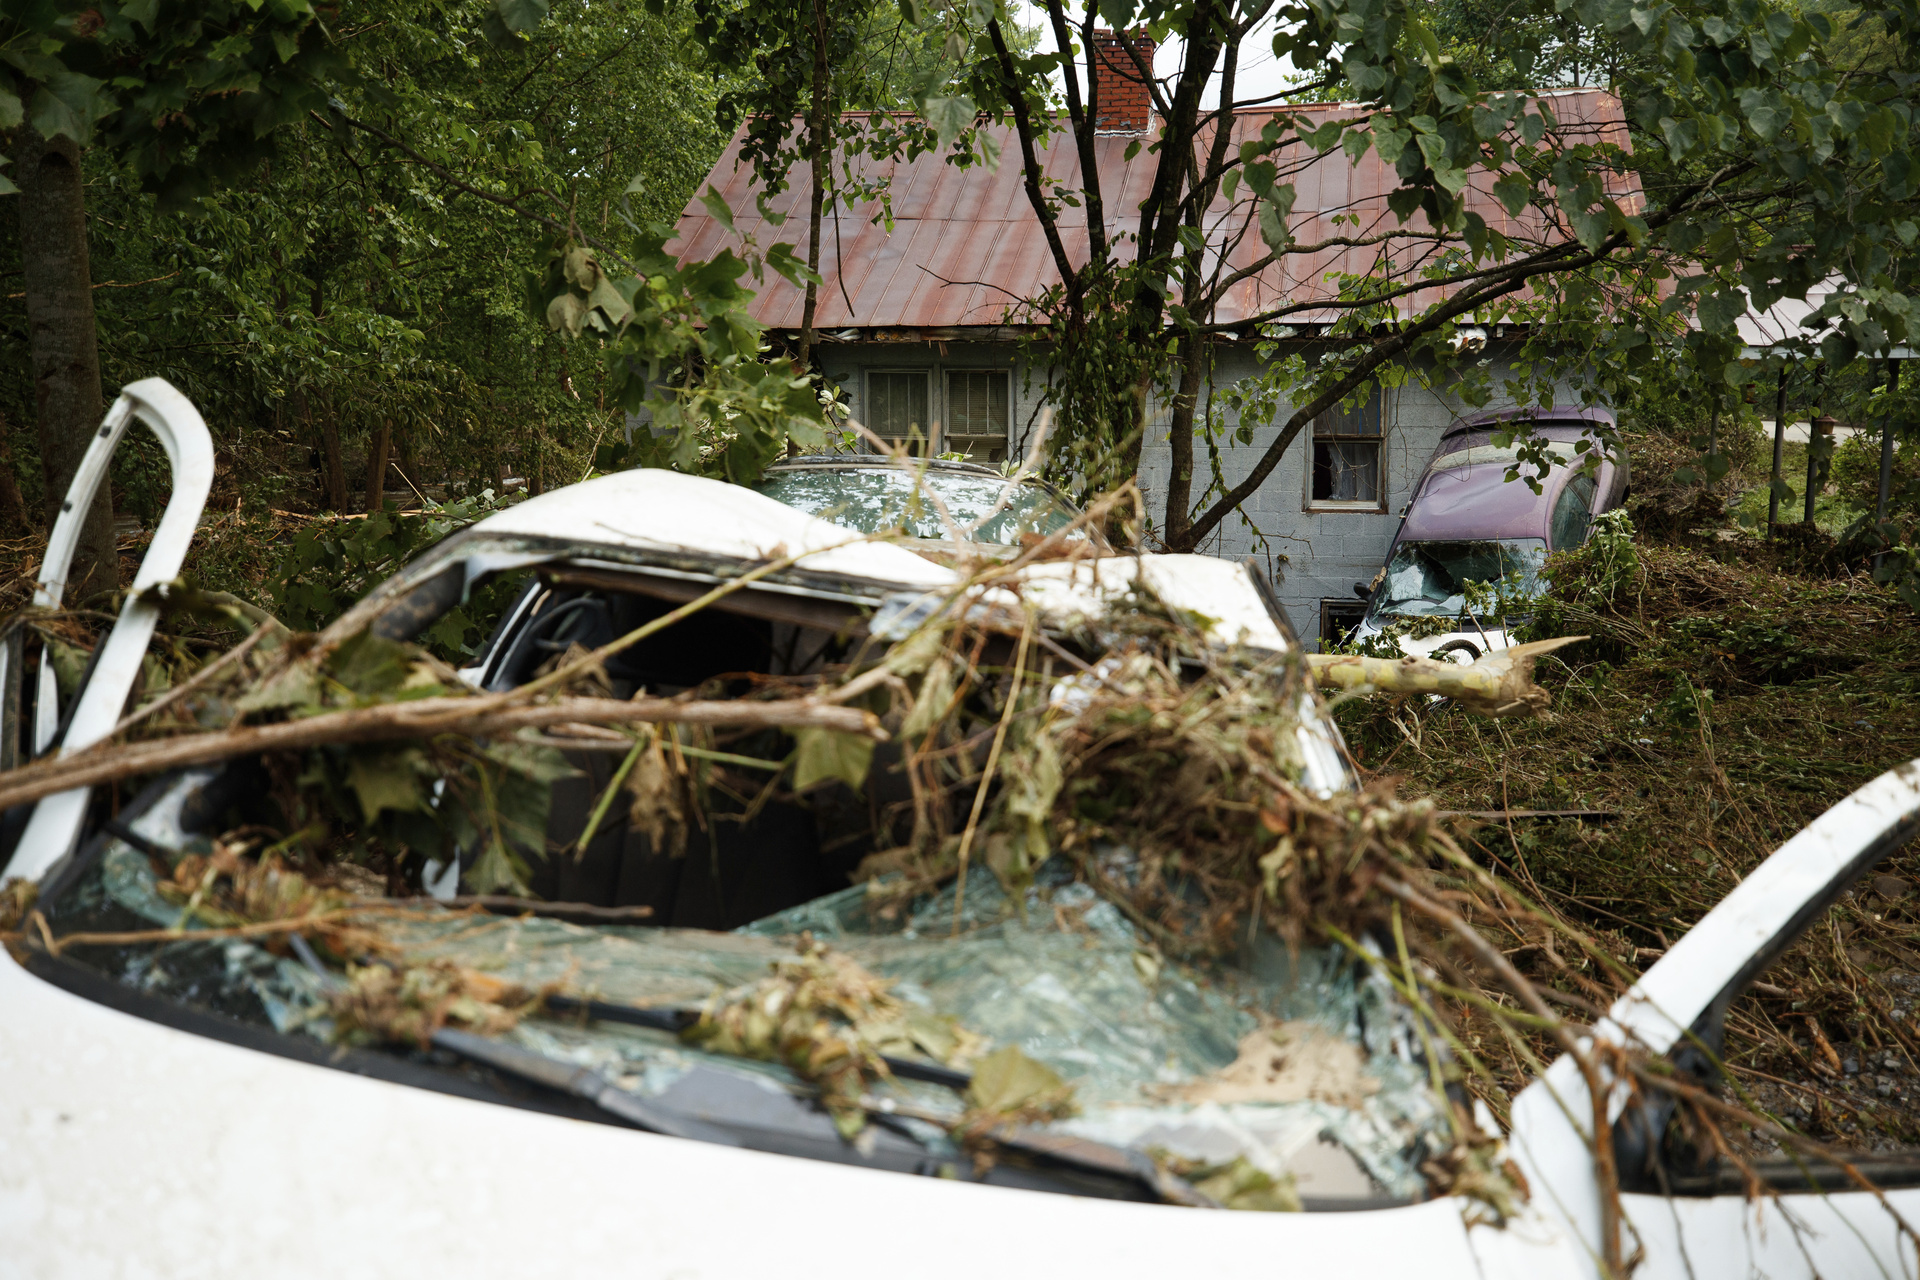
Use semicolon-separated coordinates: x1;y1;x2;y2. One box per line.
1312;440;1382;504
48;792;1452;1205
1370;538;1547;621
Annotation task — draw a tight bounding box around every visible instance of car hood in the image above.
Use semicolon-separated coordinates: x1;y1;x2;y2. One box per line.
470;468;960;589
1400;462;1559;543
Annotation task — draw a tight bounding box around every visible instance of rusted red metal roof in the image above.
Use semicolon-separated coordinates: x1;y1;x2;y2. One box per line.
670;90;1640;331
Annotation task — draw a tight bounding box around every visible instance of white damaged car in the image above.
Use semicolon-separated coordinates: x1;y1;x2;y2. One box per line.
2;382;1917;1280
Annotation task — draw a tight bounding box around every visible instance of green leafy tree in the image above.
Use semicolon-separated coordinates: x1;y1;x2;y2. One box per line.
878;0;1920;570
2;0;334;599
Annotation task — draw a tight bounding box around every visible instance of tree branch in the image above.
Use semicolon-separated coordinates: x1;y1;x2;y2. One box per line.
0;694;882;815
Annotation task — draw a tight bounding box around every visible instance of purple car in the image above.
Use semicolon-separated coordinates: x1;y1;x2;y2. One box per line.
1349;408;1628;660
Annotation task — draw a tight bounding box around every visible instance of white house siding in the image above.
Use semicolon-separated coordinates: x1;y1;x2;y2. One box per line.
811;338;1571;647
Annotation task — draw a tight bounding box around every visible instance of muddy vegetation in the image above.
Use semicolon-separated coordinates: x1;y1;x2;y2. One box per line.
1335;433;1920;1151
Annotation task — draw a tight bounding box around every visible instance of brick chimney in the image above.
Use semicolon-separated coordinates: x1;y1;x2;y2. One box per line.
1089;28;1156;133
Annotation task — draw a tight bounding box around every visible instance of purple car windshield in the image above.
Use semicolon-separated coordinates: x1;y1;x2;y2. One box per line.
1371;538;1548;621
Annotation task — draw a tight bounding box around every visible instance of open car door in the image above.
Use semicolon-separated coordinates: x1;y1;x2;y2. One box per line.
1502;759;1920;1278
0;378;214;883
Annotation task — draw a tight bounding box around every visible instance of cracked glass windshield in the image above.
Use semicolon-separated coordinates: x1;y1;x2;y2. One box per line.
756;467;1081;544
29;550;1461;1210
1370;539;1547;621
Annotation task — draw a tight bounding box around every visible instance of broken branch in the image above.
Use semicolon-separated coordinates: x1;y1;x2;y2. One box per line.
0;694;883;814
1305;636;1587;718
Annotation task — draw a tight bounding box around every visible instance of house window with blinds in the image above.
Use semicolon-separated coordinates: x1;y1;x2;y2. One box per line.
945;370;1010;463
1308;384;1385;509
867;370;932;455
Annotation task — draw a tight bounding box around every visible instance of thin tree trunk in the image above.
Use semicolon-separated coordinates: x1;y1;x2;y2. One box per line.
300;388;348;513
1162;329;1210;550
1767;363;1790;538
16;126;115;600
1874;360;1899;570
366;419;392;514
319;390;348;512
794;0;831;387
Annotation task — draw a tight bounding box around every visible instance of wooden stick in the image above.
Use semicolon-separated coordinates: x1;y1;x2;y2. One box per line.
1305;636;1587;718
0;694;882;814
1378;874;1625;1277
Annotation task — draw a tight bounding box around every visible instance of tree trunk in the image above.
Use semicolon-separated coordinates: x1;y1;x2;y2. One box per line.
1767;364;1789;537
1162;329;1209;550
796;0;831;375
303;388;348;512
16;126;115;600
366;419;392;513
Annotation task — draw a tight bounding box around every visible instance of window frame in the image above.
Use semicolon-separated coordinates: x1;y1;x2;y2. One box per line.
1318;599;1370;651
942;368;1012;463
1305;385;1388;513
863;368;935;456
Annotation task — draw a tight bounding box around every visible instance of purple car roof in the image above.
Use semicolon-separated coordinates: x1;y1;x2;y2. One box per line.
1399;411;1614;543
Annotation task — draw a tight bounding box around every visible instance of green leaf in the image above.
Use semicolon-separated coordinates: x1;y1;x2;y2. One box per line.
347;750;425;823
585;275;634;329
467;837;531;895
328;630;417;697
922;94;975;151
546;291;586;337
791;726;874;791
562;246;600;289
494;0;550;34
234;664;321;716
965;1046;1076;1117
29;71;107;145
698;184;736;232
1492;171;1531;217
1372;123;1409;165
0;89;21;131
765;241;821;288
1257;183;1297;251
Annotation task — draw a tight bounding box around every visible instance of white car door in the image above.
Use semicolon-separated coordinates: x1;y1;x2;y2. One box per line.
1506;759;1920;1279
0;378;214;883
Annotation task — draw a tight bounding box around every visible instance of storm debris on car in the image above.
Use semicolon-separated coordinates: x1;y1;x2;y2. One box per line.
0;468;1660;1222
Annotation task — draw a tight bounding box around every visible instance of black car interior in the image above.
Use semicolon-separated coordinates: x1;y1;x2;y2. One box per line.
474;578;897;929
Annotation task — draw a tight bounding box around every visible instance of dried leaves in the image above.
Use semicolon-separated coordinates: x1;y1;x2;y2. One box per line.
685;934;985;1137
328;961;534;1047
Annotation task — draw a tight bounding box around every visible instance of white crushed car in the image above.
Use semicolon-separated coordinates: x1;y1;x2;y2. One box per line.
1;381;1917;1279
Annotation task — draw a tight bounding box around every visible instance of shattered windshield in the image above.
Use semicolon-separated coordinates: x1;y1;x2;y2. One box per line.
1370;539;1547;621
44;808;1450;1203
756;467;1080;545
18;538;1476;1213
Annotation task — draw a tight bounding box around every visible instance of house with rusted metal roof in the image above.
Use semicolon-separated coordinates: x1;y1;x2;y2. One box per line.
669;65;1640;645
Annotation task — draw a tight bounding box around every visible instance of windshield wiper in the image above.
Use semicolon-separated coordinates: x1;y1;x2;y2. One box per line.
430;1028;743;1145
542;993;975;1091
